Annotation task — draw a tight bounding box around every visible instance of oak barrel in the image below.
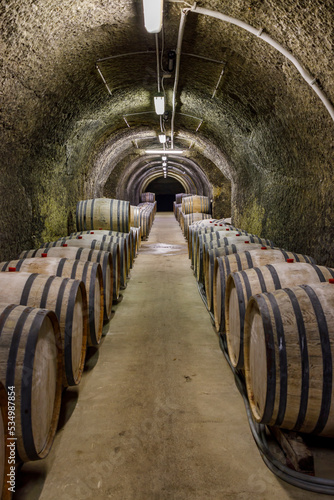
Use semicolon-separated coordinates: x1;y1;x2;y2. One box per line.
76;198;130;233
183;213;212;238
0;304;62;461
213;249;315;333
225;262;334;369
0;273;87;387
19;246;114;321
140;192;155;203
130;206;141;229
0;258;103;347
244;283;334;436
44;238;127;290
204;242;269;313
181;195;210;215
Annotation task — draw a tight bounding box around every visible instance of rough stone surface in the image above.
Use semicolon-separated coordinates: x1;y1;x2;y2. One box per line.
0;0;334;264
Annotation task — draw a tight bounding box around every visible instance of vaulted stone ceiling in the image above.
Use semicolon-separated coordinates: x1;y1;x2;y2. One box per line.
1;0;333;264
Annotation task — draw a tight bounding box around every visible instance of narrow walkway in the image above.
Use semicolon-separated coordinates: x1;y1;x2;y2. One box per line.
15;214;329;499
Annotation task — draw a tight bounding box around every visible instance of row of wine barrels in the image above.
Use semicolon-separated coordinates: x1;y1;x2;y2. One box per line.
189;222;237;264
140;192;155;203
244;282;334;437
137;203;156;239
20;245;120;308
204;242;274;313
225;262;334;370
196;231;272;284
0;272;87;388
70;230;134;268
0;304;62;462
44;238;128;290
213;248;315;334
76;198;130;234
0;258;104;347
130;206;141;228
175;193;191;205
182;216;334;438
187;219;225;259
182;213;212;238
181;195;210;215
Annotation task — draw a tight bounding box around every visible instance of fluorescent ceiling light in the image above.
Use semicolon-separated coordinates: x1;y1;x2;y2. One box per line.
145;149;184;155
159;134;166;144
162;156;167;161
154;95;165;115
162;162;167;167
143;0;163;33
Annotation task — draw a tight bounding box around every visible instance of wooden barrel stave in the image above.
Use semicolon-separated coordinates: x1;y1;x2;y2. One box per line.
0;258;103;347
76;198;130;233
244;283;334;437
212;248;315;333
225;262;334;370
19;247;113;322
0;304;62;462
0;273;87;387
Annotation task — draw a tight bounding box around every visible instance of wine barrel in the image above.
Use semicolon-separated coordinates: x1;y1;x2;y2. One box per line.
0;258;103;347
140;192;155;203
76;198;130;233
0;380;11;499
183;213;212;239
0;273;87;387
213;249;316;333
225;262;334;370
44;238;127;289
19;246;116;320
130;206;141;228
0;304;62;461
181;195;210;215
204;242;269;313
196;230;254;283
175;193;190;205
244;282;334;436
192;227;246;269
138;205;154;239
187;219;222;260
70;231;133;269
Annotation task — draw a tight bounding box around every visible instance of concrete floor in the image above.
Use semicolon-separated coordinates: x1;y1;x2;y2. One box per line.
14;213;333;500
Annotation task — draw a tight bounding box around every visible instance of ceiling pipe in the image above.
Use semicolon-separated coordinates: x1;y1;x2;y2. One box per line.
190;4;334;123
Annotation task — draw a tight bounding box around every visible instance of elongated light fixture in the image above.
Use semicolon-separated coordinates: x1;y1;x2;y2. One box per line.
159;134;166;143
143;0;163;33
154;94;165;115
145;149;184;155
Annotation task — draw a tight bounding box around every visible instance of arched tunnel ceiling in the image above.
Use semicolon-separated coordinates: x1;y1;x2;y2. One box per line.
0;0;334;264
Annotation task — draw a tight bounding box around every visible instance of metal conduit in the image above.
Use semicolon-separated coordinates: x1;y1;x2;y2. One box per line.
190;4;334;123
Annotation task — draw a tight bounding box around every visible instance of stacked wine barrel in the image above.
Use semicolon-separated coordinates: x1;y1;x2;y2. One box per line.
137;202;157;240
182;212;334;438
174;193;212;236
0;196;147;493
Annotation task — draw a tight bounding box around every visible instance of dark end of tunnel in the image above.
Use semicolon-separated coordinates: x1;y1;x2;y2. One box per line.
144;177;185;212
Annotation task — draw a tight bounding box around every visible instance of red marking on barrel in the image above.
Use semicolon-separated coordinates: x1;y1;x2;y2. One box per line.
8;267;16;272
329;279;334;284
245;241;250;244
261;246;267;250
78;236;82;239
62;244;68;247
287;258;294;263
226;228;229;231
41;253;48;257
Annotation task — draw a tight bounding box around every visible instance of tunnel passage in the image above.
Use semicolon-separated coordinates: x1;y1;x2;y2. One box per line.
145;177;185;212
0;0;334;266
